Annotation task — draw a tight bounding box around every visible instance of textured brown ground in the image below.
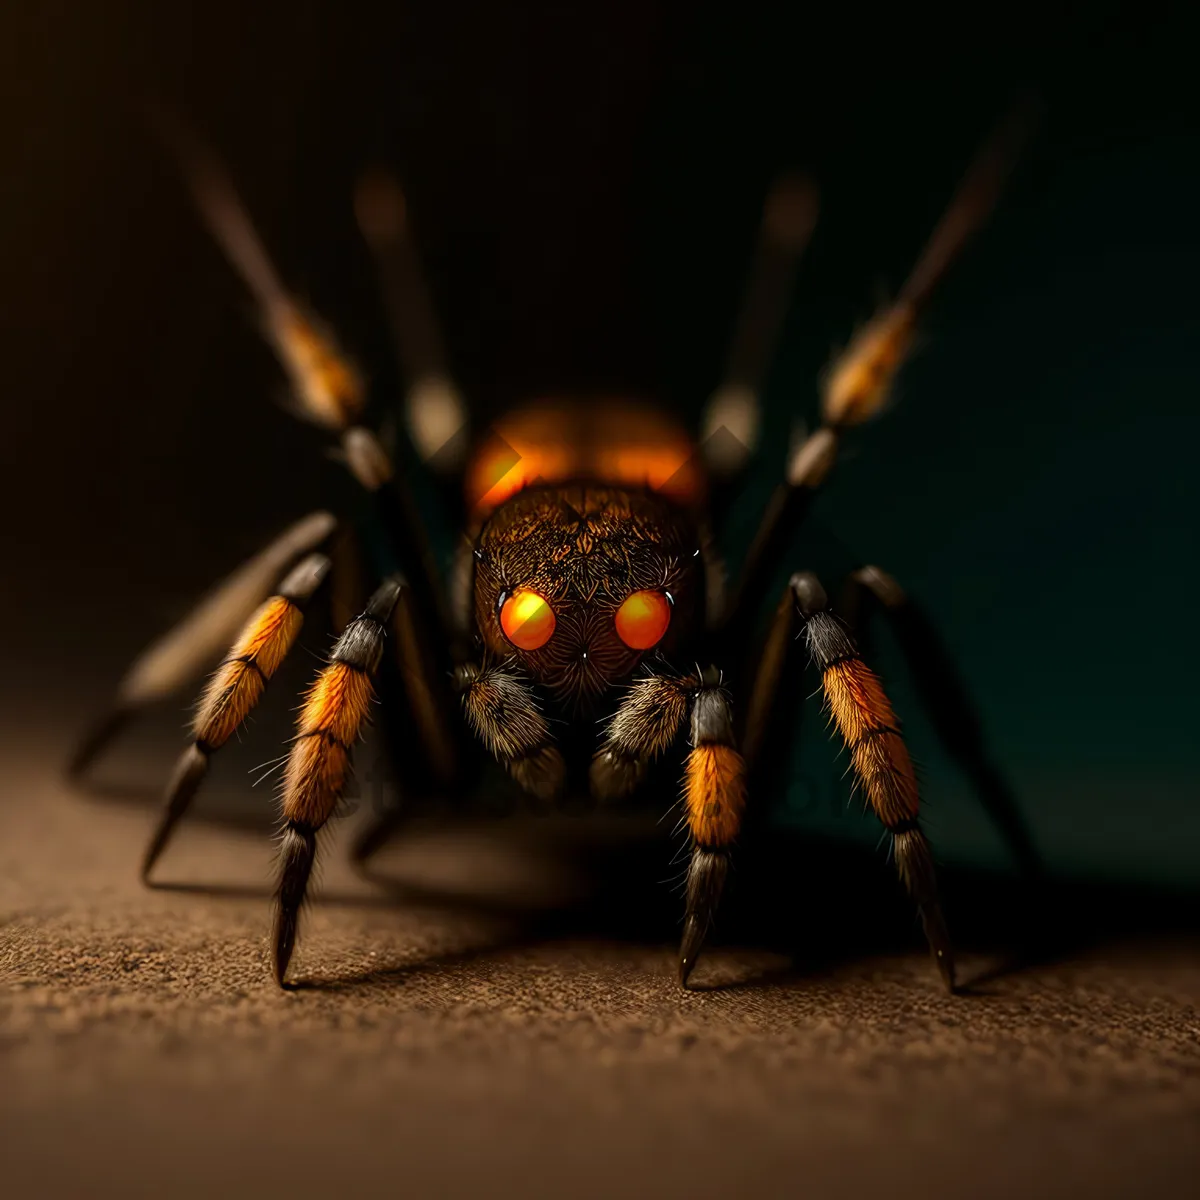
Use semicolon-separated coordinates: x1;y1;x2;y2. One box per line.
4;708;1200;1200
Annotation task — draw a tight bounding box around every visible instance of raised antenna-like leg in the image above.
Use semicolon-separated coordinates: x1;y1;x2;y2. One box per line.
700;174;819;475
355;169;470;474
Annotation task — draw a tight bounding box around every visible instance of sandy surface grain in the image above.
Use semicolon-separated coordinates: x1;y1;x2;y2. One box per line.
4;726;1200;1200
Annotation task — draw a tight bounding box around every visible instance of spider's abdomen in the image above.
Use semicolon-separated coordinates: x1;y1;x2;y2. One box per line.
462;398;706;522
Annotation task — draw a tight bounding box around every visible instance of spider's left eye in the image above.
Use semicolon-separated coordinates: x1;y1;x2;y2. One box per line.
499;589;556;651
614;589;672;650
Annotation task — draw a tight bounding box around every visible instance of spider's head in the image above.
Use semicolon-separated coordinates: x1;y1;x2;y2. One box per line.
472;484;704;709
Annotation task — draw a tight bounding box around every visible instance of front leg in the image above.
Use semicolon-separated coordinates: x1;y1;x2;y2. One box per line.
592;667;747;987
589;672;694;801
455;661;565;803
679;669;747;986
274;578;404;985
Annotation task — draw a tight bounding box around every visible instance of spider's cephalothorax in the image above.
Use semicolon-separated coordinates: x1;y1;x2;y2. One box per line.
472;483;704;710
70;99;1042;993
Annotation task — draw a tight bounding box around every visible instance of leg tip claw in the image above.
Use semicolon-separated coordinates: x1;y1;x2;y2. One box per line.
272;821;316;990
677;846;730;990
138;851;159;886
677;916;705;989
935;946;957;994
271;946;293;990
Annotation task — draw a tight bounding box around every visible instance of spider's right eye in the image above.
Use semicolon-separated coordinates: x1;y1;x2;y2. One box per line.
499;589;556;651
614;589;672;650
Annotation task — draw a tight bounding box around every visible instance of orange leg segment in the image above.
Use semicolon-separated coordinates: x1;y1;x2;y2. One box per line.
272;577;404;986
141;553;332;882
792;572;955;991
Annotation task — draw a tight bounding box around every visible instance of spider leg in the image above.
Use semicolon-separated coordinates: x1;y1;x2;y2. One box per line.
719;97;1036;646
700;174;819;476
821;93;1037;429
328;522;370;638
141;552;332;880
354;169;470;474
838;565;1041;879
678;668;747;987
453;661;565;804
273;577;404;986
589;671;694;802
163;126;451;642
793;572;955;991
325;515;463;850
740;582;802;772
717;425;839;646
348;577;463;865
591;664;746;987
67;510;337;779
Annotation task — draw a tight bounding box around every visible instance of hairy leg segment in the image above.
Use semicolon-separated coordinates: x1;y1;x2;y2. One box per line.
592;667;747;987
273;577;404;985
142;551;332;881
838;565;1041;880
455;661;567;804
68;511;338;780
792;573;955;991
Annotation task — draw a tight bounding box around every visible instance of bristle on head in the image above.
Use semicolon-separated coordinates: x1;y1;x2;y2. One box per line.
821;303;916;428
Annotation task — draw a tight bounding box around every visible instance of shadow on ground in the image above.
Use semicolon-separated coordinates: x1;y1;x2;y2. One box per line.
82;767;1200;997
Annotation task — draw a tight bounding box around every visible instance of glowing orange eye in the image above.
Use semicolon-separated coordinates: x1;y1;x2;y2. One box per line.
499;589;556;651
614;589;672;650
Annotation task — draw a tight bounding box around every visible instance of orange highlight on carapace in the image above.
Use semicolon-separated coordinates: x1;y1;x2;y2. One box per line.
464;400;706;520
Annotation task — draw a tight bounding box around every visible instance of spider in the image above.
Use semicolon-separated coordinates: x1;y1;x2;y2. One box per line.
69;100;1037;991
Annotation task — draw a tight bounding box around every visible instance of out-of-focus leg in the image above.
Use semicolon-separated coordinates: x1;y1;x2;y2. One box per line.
141;553;331;880
68;511;336;780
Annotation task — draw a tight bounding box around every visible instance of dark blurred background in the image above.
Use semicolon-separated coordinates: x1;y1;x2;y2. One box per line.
2;1;1197;886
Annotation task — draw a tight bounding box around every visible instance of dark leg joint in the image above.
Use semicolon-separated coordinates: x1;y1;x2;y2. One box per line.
789;572;828;617
272;820;318;988
679;846;731;988
364;576;405;623
691;686;734;746
331;577;406;672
